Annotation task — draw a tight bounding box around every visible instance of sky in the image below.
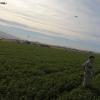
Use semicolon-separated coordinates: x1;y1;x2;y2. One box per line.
0;0;100;52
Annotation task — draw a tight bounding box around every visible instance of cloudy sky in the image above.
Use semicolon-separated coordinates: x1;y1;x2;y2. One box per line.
0;0;100;52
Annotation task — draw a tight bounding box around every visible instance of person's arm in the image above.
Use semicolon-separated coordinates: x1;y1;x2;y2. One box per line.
92;66;95;77
84;63;91;73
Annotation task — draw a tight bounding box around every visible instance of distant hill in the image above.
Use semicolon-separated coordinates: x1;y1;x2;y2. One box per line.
0;34;95;54
0;31;17;39
0;31;97;54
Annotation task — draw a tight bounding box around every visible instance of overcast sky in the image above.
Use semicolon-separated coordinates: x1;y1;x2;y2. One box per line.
0;0;100;52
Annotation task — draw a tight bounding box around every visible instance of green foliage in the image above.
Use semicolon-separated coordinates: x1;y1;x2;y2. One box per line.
0;40;100;100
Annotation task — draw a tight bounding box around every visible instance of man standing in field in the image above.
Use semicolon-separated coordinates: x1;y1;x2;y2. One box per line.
82;56;95;88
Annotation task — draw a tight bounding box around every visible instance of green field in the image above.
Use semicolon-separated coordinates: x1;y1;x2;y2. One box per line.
0;40;100;100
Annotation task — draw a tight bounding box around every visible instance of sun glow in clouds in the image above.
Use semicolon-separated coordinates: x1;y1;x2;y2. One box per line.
0;0;100;52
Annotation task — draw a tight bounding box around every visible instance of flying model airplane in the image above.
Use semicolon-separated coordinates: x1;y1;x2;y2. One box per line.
74;16;78;18
0;2;7;5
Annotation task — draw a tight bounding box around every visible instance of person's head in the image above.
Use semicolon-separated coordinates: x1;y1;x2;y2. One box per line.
89;56;95;63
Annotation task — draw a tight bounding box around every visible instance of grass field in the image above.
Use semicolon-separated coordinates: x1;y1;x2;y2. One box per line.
0;40;100;100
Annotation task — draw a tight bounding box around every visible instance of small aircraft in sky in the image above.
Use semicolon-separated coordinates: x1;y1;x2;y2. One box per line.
0;2;7;5
74;16;78;18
